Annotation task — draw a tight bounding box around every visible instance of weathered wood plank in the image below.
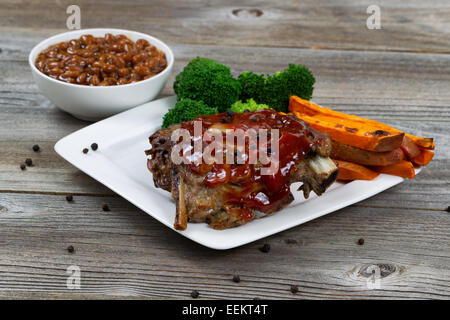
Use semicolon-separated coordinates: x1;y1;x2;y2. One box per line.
0;192;449;299
0;43;448;208
0;0;448;301
1;0;450;53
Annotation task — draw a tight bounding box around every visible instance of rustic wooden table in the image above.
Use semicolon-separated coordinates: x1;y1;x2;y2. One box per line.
0;0;449;299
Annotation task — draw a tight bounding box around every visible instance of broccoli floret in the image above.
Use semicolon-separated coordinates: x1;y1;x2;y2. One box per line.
238;71;265;102
237;64;315;112
173;57;241;112
263;64;315;112
230;98;271;113
162;98;218;128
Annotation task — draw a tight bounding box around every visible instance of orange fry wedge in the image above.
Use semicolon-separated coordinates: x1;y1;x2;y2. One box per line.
331;140;405;166
371;160;415;179
410;149;434;166
289;96;435;150
400;136;421;159
333;159;379;181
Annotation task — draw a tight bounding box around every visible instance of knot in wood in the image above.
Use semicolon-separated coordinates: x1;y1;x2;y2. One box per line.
359;263;396;278
232;8;263;18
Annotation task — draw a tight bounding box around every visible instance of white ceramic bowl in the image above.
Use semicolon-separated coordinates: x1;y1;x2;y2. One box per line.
29;28;174;121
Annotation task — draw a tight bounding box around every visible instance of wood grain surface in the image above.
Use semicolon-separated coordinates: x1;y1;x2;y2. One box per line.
0;0;449;299
1;0;450;53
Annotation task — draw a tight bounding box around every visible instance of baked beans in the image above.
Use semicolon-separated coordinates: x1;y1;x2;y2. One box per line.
35;34;167;86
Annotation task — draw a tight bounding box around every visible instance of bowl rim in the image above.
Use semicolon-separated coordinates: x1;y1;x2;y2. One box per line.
28;28;174;89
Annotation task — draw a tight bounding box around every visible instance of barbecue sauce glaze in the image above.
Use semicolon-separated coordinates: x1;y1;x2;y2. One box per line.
180;109;318;221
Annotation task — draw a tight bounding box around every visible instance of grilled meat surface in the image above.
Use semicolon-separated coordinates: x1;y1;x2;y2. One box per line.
146;109;338;230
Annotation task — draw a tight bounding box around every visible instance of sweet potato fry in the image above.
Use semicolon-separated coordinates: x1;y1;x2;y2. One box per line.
331;140;405;166
293;112;404;152
289;96;434;150
410;149;434;166
371;160;415;179
406;136;435;150
333;159;379;181
400;136;421;159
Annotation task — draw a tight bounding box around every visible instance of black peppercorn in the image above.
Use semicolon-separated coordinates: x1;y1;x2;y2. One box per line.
191;290;199;298
226;110;234;117
358;238;365;245
232;275;241;283
25;158;32;166
67;245;75;253
290;285;299;294
259;243;270;253
102;204;110;211
66;194;73;202
91;143;98;151
20;164;26;170
82;148;89;154
446;206;450;213
32;144;40;152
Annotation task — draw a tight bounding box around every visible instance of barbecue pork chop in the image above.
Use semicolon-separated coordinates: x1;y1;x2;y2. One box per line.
146;109;338;230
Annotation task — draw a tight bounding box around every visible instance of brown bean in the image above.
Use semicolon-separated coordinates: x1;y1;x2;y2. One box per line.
118;68;130;77
85;44;99;52
68;65;83;72
106;54;119;66
103;64;117;73
49;68;63;76
94;37;105;45
89;67;100;75
109;44;121;53
132;53;146;64
130;73;141;81
123;43;133;53
47;61;61;69
69;39;81;48
122;52;133;62
134;65;150;76
57;42;69;50
61;70;79;78
36;60;46;70
105;33;114;43
136;39;149;49
115;56;126;68
76;72;87;84
92;61;104;69
46;50;57;58
90;74;100;85
118;77;128;85
66;46;76;55
77;49;92;58
104;77;117;85
80;34;94;46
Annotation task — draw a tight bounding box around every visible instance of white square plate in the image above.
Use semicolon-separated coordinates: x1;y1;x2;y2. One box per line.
55;96;420;250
